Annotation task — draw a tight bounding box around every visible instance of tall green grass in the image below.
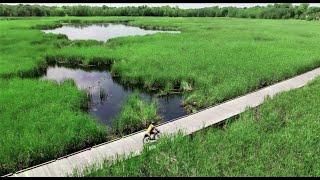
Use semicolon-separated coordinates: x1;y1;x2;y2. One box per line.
0;78;159;175
2;17;320;110
44;17;320;111
2;16;320;175
82;77;320;177
112;92;160;136
0;78;108;175
0;16;131;77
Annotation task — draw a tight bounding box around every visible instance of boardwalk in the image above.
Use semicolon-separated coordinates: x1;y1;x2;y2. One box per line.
8;67;320;177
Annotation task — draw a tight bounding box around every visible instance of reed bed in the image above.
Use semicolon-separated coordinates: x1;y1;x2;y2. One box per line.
1;16;320;175
82;77;320;177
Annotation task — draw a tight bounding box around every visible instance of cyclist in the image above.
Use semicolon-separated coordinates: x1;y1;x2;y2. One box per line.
146;121;159;139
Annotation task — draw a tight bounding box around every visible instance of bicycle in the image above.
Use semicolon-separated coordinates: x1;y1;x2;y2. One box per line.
143;128;161;144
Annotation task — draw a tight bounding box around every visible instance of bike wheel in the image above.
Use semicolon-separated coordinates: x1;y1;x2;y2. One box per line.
143;135;151;144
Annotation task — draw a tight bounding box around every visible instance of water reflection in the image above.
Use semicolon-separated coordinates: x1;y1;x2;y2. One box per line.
43;23;180;42
42;65;187;125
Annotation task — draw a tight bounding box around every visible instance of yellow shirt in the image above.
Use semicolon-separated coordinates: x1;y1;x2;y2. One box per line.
146;124;155;134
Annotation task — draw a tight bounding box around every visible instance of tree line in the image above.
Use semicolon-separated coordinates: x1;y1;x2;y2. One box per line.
1;3;320;20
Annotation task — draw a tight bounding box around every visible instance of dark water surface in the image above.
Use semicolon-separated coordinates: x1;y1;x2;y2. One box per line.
42;65;187;125
42;23;180;42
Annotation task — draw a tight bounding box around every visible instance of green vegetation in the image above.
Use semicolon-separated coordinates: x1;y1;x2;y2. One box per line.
1;16;320;175
3;17;320;112
82;77;320;177
46;17;320;112
0;78;107;175
112;92;159;136
0;16;130;77
1;3;320;20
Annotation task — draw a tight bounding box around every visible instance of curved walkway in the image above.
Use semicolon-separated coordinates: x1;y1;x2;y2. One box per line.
6;67;320;177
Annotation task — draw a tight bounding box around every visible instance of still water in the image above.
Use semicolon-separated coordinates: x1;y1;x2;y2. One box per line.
42;65;187;125
42;23;180;42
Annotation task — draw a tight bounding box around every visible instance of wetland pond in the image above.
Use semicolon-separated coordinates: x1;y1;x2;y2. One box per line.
42;23;185;126
42;23;180;42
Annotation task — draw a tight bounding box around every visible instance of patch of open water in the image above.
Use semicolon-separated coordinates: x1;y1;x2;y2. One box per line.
42;65;187;126
42;23;180;42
